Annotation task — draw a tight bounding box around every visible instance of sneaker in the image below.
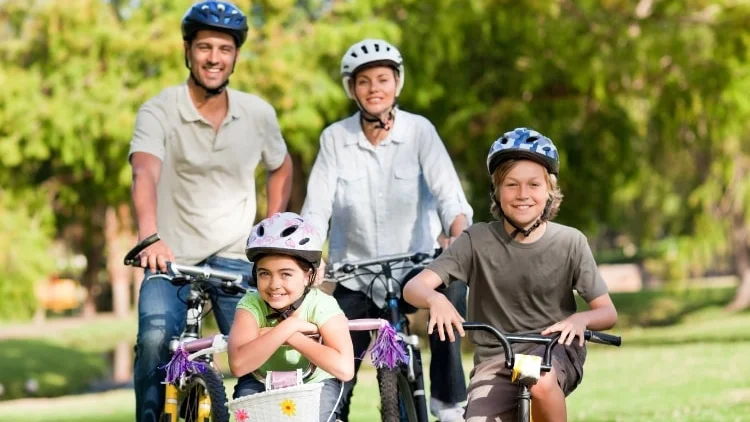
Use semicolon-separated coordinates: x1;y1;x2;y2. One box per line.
430;397;465;422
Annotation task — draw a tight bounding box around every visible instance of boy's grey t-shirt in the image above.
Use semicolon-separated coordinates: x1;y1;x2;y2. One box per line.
427;220;608;363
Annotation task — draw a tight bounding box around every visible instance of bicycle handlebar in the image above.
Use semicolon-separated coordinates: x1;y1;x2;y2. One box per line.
326;249;441;279
123;234;247;294
461;322;621;371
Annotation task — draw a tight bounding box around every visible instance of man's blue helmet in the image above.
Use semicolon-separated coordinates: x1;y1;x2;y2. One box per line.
181;1;248;47
486;128;560;175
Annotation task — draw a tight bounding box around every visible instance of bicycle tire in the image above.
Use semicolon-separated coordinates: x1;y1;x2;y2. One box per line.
396;371;419;422
173;369;229;422
377;367;401;422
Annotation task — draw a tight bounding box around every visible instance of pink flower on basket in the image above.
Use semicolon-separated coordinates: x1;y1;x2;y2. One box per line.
234;408;250;422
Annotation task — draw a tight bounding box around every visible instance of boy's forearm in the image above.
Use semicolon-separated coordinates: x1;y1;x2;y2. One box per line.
579;306;618;331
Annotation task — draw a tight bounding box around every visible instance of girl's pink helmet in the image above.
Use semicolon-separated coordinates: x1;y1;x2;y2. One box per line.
245;212;323;266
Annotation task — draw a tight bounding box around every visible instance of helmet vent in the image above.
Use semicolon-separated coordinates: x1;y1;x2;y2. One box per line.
501;137;509;144
526;136;538;143
281;226;299;237
299;238;310;245
374;43;380;52
361;45;369;54
257;225;265;236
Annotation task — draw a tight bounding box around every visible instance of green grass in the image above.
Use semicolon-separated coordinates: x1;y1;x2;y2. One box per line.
0;317;137;400
2;288;750;421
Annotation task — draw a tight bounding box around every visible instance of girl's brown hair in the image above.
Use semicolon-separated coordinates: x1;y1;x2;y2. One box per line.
489;159;563;220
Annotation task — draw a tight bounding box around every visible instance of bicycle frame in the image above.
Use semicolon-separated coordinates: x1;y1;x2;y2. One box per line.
125;234;249;422
328;250;439;422
461;322;621;422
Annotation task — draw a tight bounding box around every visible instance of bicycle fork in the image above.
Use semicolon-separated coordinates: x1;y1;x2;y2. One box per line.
401;332;429;422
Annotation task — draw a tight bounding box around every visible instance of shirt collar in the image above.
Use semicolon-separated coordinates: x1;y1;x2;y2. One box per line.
178;84;241;123
345;108;407;147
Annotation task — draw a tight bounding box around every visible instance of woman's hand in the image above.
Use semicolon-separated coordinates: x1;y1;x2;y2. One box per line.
542;313;589;346
426;293;465;342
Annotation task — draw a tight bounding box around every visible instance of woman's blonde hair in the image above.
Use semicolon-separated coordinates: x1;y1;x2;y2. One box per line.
490;159;563;220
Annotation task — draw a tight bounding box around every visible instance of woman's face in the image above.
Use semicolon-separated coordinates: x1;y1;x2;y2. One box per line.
255;255;310;309
352;66;398;117
497;160;550;227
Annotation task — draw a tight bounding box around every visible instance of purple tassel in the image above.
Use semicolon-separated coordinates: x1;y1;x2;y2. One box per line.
160;346;209;384
370;322;409;369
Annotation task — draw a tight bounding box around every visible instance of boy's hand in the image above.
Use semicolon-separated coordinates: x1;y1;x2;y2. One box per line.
426;293;465;342
542;313;589;346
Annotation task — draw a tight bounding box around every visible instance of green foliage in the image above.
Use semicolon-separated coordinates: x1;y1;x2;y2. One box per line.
1;0;749;302
0;191;55;320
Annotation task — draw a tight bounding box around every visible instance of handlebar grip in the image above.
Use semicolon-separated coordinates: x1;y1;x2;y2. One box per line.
123;233;161;266
585;331;622;347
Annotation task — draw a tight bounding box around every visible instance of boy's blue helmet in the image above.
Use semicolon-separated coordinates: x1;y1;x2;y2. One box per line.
486;128;560;175
181;1;248;47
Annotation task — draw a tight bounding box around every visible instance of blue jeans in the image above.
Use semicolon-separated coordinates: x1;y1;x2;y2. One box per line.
133;256;253;422
234;376;345;422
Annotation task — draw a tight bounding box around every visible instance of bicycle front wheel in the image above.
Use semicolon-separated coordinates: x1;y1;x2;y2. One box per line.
377;367;418;422
162;369;229;422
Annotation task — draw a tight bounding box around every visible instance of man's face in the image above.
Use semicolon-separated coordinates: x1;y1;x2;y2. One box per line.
185;30;237;90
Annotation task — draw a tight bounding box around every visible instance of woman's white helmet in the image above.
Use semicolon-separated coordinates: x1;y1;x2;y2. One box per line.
340;38;405;99
245;212;323;266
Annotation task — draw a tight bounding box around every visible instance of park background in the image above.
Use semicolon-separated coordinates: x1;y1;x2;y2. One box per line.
1;0;749;421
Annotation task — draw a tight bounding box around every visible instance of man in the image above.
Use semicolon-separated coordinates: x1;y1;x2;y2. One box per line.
128;2;292;421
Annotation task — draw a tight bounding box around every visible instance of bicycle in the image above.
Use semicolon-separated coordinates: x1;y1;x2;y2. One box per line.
460;322;621;422
124;234;250;422
326;250;441;422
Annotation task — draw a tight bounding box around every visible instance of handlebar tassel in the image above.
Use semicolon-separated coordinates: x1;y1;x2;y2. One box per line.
369;323;409;369
161;346;209;384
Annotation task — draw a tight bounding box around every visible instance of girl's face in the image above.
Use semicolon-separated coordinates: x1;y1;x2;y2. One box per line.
497;160;551;227
352;66;398;117
255;255;310;309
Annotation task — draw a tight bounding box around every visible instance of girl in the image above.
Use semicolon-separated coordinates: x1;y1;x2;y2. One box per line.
403;128;618;422
228;212;354;422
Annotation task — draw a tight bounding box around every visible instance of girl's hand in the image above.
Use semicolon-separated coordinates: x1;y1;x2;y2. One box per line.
426;294;465;342
286;316;319;335
542;313;589;346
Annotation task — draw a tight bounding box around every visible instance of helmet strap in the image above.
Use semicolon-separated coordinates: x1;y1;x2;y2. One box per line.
493;193;553;239
356;97;397;131
265;291;307;321
185;54;235;100
262;266;316;321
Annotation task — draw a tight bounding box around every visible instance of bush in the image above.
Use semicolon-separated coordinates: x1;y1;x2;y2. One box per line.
0;191;55;321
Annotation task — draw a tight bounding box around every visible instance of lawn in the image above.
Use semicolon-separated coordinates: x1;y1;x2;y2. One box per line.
1;289;750;421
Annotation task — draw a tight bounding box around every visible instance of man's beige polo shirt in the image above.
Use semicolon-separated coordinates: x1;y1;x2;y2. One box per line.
129;84;288;264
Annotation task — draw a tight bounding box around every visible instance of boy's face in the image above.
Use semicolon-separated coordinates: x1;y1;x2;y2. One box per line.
497;160;550;227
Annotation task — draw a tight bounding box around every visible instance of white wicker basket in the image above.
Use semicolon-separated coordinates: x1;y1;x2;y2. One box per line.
227;382;324;422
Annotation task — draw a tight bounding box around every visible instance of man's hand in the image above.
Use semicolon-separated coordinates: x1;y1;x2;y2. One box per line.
138;238;175;272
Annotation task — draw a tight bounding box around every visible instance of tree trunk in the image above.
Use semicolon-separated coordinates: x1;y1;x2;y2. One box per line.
81;204;107;318
726;213;750;311
287;151;309;214
105;204;136;318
